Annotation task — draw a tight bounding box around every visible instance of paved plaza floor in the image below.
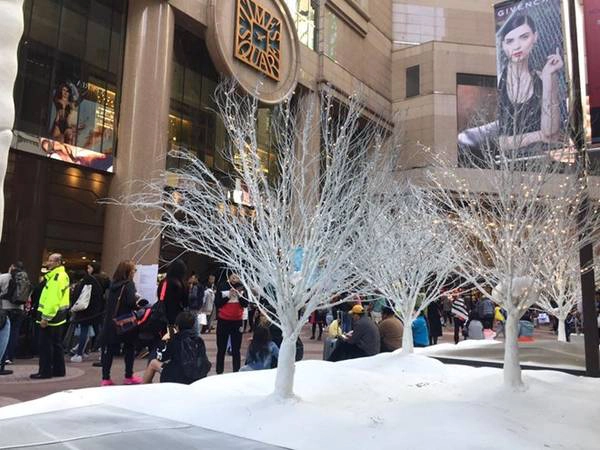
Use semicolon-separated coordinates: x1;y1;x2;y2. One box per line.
0;322;579;407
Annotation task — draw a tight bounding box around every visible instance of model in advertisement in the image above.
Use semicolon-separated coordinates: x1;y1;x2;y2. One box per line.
497;14;564;151
50;82;84;145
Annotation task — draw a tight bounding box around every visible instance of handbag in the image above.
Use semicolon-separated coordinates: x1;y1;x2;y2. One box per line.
112;285;138;335
71;284;92;312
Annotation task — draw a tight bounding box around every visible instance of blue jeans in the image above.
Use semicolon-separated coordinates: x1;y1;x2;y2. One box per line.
76;325;90;356
0;317;11;363
4;310;24;361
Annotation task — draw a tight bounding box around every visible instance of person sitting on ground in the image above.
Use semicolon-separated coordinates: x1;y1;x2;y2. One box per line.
328;304;380;361
378;306;403;352
240;325;279;371
143;311;211;384
465;310;484;340
412;311;430;348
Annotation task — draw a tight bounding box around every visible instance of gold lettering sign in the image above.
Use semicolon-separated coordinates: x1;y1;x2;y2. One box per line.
234;0;281;81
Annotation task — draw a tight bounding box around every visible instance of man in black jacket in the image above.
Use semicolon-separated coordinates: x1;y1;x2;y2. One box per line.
328;304;380;361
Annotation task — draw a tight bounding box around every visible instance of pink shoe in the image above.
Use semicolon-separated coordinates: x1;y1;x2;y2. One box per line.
123;375;143;385
101;379;115;386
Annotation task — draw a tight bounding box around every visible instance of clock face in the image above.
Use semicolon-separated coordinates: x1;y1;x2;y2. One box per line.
234;0;282;81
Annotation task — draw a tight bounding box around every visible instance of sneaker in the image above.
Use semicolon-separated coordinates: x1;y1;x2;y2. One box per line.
4;359;12;365
123;375;143;385
101;379;115;386
70;355;83;363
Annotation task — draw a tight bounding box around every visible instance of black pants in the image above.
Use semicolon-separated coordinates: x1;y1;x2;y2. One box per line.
311;323;323;339
328;341;366;362
38;324;66;377
482;317;494;330
102;341;135;380
429;335;438;345
454;320;464;344
216;320;242;374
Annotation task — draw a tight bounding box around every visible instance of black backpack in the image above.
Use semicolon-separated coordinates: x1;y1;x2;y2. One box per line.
180;336;211;381
10;270;31;305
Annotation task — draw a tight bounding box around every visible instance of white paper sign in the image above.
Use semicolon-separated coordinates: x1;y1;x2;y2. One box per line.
133;264;159;305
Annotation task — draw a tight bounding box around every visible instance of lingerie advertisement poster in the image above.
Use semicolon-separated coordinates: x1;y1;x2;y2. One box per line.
12;80;115;172
459;0;569;161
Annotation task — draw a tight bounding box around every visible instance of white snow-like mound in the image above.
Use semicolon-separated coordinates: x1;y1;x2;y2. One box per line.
416;339;502;354
1;354;598;449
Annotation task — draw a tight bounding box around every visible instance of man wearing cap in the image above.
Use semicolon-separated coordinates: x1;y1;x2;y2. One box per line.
31;253;70;379
329;304;380;361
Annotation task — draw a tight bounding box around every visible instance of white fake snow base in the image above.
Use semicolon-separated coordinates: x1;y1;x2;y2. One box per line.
0;348;598;449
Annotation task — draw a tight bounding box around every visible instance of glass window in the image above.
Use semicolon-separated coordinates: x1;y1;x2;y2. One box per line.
58;4;87;59
28;0;61;47
12;0;127;173
169;27;280;183
85;0;112;70
169;28;226;172
285;0;317;50
406;65;420;98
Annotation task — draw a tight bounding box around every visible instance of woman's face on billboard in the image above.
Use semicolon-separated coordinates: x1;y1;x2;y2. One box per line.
502;23;537;63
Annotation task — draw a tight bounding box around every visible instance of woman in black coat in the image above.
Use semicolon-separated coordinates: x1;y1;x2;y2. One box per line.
101;260;141;385
427;300;443;345
70;262;109;361
157;260;188;328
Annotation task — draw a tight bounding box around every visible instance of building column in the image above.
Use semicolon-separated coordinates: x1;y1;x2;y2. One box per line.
101;0;174;276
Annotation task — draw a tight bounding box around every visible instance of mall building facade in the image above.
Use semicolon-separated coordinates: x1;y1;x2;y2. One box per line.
0;0;594;279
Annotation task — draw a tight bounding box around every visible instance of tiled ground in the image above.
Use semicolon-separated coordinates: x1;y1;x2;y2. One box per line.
0;322;560;406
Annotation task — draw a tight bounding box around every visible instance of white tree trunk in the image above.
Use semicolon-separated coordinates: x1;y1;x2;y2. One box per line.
273;336;297;399
557;318;567;342
402;324;414;353
503;313;523;388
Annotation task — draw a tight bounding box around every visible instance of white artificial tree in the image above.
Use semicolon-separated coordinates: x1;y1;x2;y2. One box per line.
534;182;600;342
425;137;597;388
0;1;24;237
361;185;464;353
537;248;580;342
119;80;394;399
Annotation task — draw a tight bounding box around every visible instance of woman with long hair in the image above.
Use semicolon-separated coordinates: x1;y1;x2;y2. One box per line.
50;82;80;144
497;14;564;151
101;260;141;386
241;325;279;371
158;259;188;329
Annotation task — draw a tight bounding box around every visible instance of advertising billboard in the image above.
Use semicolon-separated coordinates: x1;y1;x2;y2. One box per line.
584;0;600;143
12;80;115;172
459;0;569;161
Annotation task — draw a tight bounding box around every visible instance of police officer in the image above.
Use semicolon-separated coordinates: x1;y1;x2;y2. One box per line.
30;253;70;379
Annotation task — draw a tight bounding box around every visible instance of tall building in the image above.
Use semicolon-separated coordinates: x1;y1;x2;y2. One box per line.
0;0;593;279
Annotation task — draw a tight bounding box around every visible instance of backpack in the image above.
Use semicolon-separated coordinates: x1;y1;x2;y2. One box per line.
138;280;169;339
180;336;211;381
10;270;31;305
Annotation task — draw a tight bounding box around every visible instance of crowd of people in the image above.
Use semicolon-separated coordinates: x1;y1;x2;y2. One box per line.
1;258;600;386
